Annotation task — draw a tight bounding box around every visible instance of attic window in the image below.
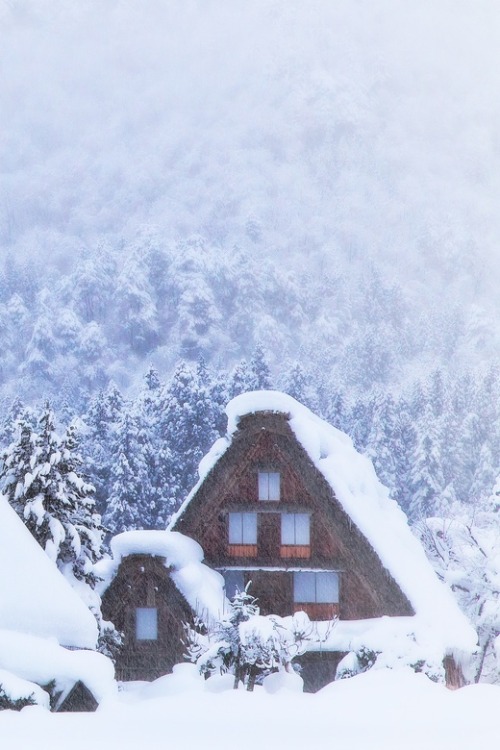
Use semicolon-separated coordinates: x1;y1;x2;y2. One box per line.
258;471;280;501
136;607;158;640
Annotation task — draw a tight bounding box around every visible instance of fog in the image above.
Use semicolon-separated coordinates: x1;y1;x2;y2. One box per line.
2;1;500;301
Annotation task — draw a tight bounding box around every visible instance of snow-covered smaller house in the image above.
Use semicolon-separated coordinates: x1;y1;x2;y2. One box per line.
169;391;477;690
0;494;115;710
98;531;225;681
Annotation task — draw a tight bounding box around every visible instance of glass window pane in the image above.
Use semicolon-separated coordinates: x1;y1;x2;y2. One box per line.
281;513;295;544
229;513;242;543
293;572;315;603
136;607;158;640
258;472;269;500
316;572;339;603
223;570;245;599
268;472;280;501
295;514;310;545
242;513;257;544
259;471;280;501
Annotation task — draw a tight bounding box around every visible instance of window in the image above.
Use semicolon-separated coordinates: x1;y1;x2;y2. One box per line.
281;513;310;545
136;607;158;640
258;471;280;501
228;512;257;544
222;569;245;599
293;572;339;604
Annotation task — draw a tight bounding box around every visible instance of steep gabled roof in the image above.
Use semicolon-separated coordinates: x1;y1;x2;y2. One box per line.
0;494;98;649
96;530;226;621
170;390;476;654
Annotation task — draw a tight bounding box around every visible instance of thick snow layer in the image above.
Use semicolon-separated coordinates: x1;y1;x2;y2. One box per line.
0;495;98;649
0;630;116;706
171;391;476;655
1;668;500;750
0;669;50;709
96;530;226;620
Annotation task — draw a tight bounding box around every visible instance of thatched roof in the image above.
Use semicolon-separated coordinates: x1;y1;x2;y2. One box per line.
170;390;476;655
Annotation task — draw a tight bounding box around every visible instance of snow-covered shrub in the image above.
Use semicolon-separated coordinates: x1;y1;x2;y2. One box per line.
417;514;500;683
185;585;310;691
0;670;49;711
335;631;445;684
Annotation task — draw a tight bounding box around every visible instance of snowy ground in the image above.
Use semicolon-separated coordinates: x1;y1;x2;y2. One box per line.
1;667;498;750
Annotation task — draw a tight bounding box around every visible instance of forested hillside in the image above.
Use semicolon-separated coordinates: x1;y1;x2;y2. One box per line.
1;2;500;561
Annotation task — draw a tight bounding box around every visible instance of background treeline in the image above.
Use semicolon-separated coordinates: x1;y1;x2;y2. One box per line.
2;347;499;535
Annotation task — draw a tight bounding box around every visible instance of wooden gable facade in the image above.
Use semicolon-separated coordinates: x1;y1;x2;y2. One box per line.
101;554;193;682
171;411;414;625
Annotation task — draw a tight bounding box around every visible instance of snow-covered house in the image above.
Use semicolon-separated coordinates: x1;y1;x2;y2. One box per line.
0;494;115;710
98;531;225;681
169;391;477;690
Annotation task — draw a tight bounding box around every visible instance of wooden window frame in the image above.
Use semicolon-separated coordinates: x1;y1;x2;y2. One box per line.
228;512;258;556
281;513;310;557
135;606;158;641
293;571;339;605
258;471;280;501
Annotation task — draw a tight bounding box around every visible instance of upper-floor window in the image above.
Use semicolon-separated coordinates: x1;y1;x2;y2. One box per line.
258;471;280;501
281;513;310;545
228;512;257;545
136;607;158;640
293;571;339;604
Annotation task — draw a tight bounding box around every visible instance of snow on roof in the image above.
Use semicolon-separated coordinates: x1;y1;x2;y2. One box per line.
170;390;477;654
96;530;226;621
0;495;98;649
0;629;116;705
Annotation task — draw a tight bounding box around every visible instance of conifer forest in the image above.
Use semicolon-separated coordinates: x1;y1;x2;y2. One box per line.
2;0;500;685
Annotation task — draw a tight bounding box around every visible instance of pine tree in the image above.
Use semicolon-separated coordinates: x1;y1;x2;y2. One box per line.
249;345;273;390
103;412;152;534
158;361;219;512
407;404;445;520
2;405;105;583
0;405;119;654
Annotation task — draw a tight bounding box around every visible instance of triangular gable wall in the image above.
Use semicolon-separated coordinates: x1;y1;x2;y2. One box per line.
172;411;414;619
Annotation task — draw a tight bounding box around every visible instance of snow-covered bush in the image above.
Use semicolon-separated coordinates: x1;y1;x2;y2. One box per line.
185;586;311;691
0;670;49;711
417;513;500;683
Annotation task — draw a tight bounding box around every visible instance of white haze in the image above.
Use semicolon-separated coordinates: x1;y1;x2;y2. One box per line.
2;1;500;302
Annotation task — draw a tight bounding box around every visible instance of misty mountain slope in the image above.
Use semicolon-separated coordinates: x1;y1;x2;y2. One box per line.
1;1;500;523
2;1;500;309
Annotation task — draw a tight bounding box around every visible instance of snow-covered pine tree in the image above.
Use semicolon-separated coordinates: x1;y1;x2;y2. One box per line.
0;404;120;655
1;405;104;583
83;382;126;516
103;411;153;534
249;345;273;390
406;403;445;520
157;361;219;513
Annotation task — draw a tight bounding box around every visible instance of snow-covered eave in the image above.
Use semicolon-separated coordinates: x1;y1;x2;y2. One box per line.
0;629;116;705
285;614;473;665
0;494;98;650
168;435;231;530
96;530;227;622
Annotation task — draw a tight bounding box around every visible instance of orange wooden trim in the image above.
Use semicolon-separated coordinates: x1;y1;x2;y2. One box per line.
293;603;339;620
280;545;311;559
228;544;258;557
